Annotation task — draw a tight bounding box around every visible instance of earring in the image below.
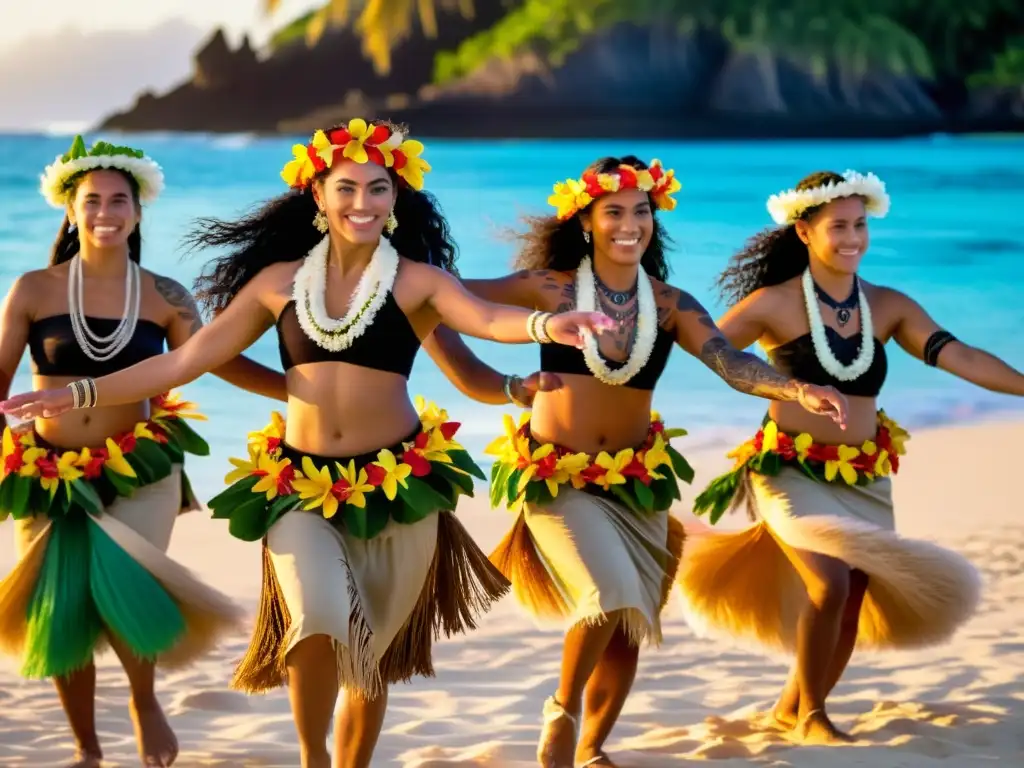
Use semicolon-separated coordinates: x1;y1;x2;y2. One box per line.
312;210;329;233
385;210;398;235
583;230;591;244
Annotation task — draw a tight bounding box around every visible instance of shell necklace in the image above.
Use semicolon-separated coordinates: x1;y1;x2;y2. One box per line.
67;253;141;361
575;257;657;386
801;267;874;382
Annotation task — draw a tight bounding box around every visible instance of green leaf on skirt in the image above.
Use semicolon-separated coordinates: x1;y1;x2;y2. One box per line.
447;448;486;480
227;493;276;541
490;462;512;509
102;465;138;498
208;476;260;519
70;479;104;517
666;445;695;484
633;478;655;512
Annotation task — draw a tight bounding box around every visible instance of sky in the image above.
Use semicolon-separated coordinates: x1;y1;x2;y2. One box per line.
0;1;322;52
0;0;326;131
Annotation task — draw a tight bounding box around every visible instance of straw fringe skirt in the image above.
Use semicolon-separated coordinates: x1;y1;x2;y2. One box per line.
678;467;981;654
231;509;509;700
0;465;242;677
490;488;686;646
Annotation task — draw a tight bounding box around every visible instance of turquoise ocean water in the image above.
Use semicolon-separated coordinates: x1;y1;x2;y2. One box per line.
1;132;1022;498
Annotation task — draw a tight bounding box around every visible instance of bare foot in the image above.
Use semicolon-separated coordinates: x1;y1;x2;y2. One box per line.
767;704;798;731
575;748;618;766
129;697;179;767
66;750;102;768
537;697;577;768
794;709;855;745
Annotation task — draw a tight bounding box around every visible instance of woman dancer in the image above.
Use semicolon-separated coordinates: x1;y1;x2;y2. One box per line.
1;120;616;768
422;155;849;767
0;136;283;767
680;170;1017;743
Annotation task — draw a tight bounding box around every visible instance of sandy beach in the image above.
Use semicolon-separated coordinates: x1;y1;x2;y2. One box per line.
1;416;1021;767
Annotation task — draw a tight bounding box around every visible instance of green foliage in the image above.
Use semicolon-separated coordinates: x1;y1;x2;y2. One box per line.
433;0;1023;87
269;5;325;50
969;38;1024;86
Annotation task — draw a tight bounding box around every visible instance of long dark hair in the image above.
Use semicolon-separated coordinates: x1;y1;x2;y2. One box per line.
190;121;457;314
49;170;142;266
514;155;673;281
716;170;847;307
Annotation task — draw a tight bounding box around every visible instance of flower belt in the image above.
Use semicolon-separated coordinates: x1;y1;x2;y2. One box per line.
0;392;208;521
693;410;909;523
207;397;486;541
485;411;693;515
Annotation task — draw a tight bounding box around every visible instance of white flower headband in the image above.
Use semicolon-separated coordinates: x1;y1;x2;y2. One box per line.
40;135;164;209
766;170;890;225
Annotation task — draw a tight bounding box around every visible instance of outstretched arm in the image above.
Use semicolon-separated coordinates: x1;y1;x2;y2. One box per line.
416;264;614;346
0;279;275;420
0;276;33;430
158;275;287;402
673;289;848;426
892;290;1024;395
422;325;560;406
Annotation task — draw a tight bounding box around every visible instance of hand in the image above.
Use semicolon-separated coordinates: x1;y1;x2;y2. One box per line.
0;388;75;421
545;311;615;348
795;383;848;430
508;371;563;408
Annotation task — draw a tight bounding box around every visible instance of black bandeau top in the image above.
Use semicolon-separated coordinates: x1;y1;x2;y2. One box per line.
540;327;674;391
28;314;166;377
276;293;420;377
769;328;887;397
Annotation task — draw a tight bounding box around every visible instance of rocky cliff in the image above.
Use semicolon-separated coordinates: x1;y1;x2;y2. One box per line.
98;18;1023;138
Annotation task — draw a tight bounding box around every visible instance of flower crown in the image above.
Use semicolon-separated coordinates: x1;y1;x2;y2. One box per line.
767;170;890;225
548;159;681;220
281;118;430;191
39;135;164;209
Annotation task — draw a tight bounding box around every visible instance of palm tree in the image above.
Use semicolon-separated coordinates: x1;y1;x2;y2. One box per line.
262;0;476;74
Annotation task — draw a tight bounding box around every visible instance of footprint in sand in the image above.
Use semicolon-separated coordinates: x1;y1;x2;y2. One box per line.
170;689;251;713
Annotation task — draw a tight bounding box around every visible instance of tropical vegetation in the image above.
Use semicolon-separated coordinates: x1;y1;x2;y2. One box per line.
262;0;1024;90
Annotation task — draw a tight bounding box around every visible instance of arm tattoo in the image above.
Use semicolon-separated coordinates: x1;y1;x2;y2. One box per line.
153;275;202;335
676;290;718;330
699;336;800;400
555;281;575;314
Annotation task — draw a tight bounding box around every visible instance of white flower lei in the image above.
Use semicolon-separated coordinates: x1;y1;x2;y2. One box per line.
801;268;874;382
292;235;400;352
575;257;657;386
767;170;890;225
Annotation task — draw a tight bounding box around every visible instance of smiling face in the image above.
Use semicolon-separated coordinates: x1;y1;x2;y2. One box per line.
580;188;654;269
67;170;140;251
313;159;397;245
795;196;869;275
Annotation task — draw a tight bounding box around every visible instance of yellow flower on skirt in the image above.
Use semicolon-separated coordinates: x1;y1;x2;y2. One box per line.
370;449;411;500
102;438;137;477
824;445;860;484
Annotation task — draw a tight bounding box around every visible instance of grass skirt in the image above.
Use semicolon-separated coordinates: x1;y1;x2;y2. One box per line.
679;467;982;654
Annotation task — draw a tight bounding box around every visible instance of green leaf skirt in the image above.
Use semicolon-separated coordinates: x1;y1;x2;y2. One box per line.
0;406;223;679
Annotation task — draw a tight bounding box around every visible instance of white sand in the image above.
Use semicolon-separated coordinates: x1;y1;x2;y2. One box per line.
1;417;1021;766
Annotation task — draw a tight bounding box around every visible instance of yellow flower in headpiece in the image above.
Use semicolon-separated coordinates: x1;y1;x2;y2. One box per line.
311;129;334;167
396;139;430;190
549;179;593;220
281;143;316;188
650;162;682;212
343;118;375;164
635;169;655;190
